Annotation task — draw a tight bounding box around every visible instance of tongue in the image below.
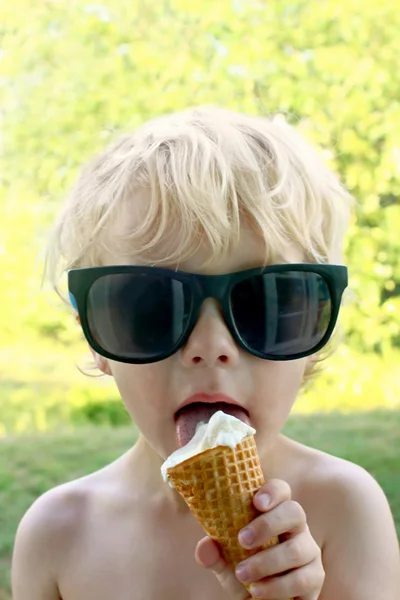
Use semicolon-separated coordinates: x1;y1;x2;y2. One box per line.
175;402;249;448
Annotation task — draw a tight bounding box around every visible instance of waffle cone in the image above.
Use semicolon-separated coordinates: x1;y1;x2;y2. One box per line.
167;435;292;599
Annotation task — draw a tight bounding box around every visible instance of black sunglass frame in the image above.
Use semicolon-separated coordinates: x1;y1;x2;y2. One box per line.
68;264;348;364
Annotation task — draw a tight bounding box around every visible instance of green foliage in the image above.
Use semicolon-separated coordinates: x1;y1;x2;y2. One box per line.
70;398;131;427
1;0;399;431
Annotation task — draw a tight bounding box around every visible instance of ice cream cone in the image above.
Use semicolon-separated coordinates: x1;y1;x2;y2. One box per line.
166;434;292;599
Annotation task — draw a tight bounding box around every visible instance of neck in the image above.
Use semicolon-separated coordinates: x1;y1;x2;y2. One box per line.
124;433;191;513
256;433;288;475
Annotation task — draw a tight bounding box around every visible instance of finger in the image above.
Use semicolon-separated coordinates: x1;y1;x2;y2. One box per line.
253;479;292;513
248;557;325;600
195;537;250;600
235;530;319;582
239;500;307;549
195;536;223;569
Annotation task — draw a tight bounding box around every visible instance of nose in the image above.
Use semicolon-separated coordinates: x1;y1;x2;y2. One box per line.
180;299;240;368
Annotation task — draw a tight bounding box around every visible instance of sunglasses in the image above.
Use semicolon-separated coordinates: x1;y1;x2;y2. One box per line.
68;264;348;364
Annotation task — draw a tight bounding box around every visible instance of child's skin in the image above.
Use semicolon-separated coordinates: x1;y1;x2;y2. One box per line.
12;198;400;596
12;104;400;600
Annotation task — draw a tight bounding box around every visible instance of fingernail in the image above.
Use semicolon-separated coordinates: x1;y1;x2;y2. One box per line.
238;527;255;547
235;562;250;582
256;492;271;510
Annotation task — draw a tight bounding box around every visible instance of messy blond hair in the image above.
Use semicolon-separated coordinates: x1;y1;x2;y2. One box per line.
45;106;355;380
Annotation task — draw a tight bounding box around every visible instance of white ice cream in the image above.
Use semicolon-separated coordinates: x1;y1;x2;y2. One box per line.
161;410;256;484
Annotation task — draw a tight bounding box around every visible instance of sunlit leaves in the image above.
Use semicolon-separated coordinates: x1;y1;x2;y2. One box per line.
0;0;399;429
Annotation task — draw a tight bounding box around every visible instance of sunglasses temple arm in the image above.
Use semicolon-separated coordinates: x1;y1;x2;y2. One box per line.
69;292;78;311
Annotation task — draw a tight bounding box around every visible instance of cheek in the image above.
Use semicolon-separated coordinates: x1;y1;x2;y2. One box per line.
108;360;179;459
108;361;169;419
252;358;307;422
276;358;308;398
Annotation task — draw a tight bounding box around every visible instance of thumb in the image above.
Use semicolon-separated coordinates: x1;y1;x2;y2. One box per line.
195;537;251;599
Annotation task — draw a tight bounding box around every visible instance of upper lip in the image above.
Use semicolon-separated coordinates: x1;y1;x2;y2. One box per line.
174;393;248;420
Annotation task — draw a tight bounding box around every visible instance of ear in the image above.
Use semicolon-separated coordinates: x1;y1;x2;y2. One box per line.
74;313;112;375
88;345;112;376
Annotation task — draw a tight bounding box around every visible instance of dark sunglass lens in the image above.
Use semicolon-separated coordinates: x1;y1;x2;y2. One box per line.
231;271;332;357
86;273;191;360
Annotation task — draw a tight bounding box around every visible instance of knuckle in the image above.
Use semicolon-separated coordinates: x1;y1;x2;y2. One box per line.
269;478;292;499
289;500;307;523
296;561;325;593
259;512;278;538
296;567;314;591
286;537;303;565
251;511;270;536
316;560;326;587
246;553;263;580
265;503;292;537
313;537;323;558
260;515;275;542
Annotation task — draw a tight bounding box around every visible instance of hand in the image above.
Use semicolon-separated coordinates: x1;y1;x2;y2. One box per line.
195;479;325;599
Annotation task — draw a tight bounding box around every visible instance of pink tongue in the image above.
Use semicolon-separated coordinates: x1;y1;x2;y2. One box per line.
175;402;249;448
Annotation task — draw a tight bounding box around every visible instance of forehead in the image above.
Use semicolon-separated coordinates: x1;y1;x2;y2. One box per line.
173;230;302;274
102;227;302;274
100;189;303;273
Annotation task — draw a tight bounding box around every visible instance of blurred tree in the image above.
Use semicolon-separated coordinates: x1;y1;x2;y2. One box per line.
0;0;399;429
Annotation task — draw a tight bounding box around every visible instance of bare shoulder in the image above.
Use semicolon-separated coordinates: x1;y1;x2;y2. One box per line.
284;439;400;599
12;469;107;600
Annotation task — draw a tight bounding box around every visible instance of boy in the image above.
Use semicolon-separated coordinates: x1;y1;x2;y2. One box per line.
12;107;400;599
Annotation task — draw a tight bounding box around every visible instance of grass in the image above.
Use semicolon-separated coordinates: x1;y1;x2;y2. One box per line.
1;343;400;435
0;409;399;599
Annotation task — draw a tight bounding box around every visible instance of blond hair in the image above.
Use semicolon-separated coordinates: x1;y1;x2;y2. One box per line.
45;106;355;380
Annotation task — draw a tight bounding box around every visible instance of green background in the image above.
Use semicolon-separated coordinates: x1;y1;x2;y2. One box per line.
0;0;399;597
1;0;400;433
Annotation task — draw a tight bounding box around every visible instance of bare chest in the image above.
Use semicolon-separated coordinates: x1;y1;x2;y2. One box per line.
57;446;327;600
58;511;230;600
58;508;324;600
